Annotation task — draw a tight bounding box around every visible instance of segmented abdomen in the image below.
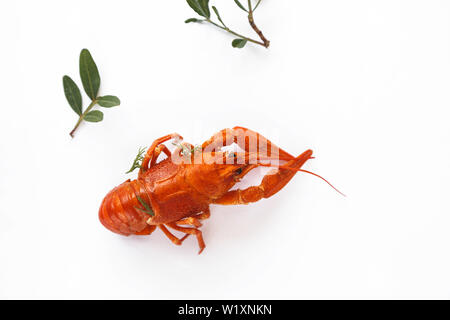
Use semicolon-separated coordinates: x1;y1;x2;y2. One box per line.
99;180;155;236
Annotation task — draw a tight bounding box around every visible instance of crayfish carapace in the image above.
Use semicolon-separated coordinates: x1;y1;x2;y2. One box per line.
99;127;342;253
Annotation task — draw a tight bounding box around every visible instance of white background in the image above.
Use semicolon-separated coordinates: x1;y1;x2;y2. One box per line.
1;0;449;299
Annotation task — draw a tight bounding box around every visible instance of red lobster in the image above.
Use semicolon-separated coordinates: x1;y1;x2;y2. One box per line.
99;127;340;253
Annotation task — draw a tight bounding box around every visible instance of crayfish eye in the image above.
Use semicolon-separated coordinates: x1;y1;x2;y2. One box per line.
235;168;243;175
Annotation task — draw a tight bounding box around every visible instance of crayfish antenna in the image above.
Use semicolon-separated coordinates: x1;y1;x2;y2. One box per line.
295;168;346;197
255;162;346;197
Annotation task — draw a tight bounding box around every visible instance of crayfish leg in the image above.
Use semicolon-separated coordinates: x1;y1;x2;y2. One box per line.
158;224;189;246
177;208;211;228
149;145;172;168
139;133;182;175
167;223;206;255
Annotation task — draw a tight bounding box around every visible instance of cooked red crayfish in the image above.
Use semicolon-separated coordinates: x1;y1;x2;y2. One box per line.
99;127;340;253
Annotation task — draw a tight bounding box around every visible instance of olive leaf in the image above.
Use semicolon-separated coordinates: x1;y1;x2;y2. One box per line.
84;110;103;122
232;38;247;48
186;0;203;17
199;0;210;18
212;6;225;27
79;49;100;100
98;95;120;108
63;76;82;116
185;18;201;23
234;0;248;12
186;0;210;18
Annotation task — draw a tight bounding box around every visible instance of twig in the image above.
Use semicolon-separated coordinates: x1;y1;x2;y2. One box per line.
247;0;270;47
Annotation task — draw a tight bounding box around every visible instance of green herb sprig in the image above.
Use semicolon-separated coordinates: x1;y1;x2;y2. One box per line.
185;0;270;49
135;196;154;216
126;146;146;174
63;49;121;138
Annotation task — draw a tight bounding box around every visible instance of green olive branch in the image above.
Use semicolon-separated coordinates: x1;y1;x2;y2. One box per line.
185;0;270;49
63;49;120;138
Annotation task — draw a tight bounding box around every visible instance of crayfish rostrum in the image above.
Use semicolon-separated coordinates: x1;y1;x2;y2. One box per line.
99;127;340;254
